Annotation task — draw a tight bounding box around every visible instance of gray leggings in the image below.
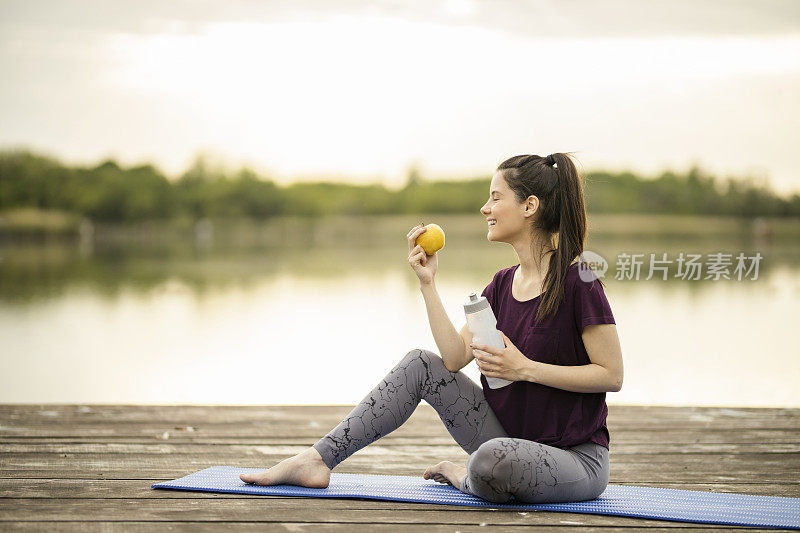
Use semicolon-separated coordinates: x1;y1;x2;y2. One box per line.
313;349;610;504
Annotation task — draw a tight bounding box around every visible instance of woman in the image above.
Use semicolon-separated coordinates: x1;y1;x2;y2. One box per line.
241;152;624;504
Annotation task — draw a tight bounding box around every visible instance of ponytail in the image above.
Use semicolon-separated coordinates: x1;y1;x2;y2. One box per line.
536;153;586;324
496;152;590;325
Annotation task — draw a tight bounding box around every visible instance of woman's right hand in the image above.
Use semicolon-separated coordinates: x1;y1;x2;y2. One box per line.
407;223;438;286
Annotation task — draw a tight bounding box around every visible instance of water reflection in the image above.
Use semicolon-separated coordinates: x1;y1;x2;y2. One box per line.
0;215;797;407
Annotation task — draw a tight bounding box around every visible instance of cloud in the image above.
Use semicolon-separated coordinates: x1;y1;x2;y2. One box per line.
1;1;799;192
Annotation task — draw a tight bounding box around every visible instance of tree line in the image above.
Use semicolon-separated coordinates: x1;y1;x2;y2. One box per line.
1;150;798;222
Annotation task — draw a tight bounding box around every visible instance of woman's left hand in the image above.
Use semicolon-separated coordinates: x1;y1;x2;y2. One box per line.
471;331;531;382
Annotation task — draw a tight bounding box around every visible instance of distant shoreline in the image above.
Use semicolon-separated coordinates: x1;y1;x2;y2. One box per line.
1;209;797;242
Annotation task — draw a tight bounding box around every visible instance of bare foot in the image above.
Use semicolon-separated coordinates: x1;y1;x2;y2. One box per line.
423;460;467;490
240;447;331;488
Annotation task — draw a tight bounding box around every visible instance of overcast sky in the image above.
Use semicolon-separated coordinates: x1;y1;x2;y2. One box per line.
1;0;799;194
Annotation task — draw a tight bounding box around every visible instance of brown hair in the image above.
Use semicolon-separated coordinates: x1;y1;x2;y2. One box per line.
497;152;597;324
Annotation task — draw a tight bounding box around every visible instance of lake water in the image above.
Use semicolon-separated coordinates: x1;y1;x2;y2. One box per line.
1;214;797;407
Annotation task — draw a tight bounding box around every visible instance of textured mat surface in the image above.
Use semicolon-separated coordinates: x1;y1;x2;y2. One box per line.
152;466;800;529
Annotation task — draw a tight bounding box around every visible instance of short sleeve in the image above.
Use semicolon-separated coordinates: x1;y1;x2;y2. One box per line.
480;270;500;315
573;276;616;333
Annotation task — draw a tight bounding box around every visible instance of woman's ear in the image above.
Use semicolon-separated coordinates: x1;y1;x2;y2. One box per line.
524;195;539;217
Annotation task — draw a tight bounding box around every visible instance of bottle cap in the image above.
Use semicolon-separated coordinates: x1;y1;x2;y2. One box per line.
464;292;490;314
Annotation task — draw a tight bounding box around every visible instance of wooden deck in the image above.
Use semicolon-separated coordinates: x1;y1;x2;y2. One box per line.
1;404;798;531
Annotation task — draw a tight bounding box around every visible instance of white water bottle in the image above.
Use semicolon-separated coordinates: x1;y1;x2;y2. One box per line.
464;292;513;389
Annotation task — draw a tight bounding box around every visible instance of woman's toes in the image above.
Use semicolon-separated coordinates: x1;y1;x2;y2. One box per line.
423;464;439;479
240;471;264;484
424;461;467;488
423;461;453;483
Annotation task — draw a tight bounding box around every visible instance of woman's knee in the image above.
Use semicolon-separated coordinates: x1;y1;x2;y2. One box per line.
463;438;513;503
401;348;445;370
468;438;513;480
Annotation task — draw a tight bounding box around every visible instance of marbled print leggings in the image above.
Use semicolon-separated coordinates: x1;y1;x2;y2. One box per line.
312;348;610;504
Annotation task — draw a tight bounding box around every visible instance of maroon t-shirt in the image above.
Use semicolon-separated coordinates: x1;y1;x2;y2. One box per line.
480;262;616;450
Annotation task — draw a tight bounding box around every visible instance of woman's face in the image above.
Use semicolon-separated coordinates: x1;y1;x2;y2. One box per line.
480;171;538;243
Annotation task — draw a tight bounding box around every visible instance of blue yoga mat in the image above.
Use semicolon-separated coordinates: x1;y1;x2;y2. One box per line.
152;466;800;529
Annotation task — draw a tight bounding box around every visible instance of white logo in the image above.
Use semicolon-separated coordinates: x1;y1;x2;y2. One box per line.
578;250;608;282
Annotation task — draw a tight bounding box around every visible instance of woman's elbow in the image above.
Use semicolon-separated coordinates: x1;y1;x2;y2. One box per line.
605;368;623;392
442;358;459;373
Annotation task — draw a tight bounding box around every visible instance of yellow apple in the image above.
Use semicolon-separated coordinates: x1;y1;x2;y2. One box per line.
415;223;445;255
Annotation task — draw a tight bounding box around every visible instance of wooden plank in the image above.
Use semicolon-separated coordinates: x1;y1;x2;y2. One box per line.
0;499;774;527
1;404;798;531
4;429;800;445
6;421;799;436
4;470;797;488
2;455;799;486
0;415;800;437
3;450;799;469
3;442;800;454
2;404;797;430
2;479;799;498
4;421;800;437
3;404;797;422
0;523;767;532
